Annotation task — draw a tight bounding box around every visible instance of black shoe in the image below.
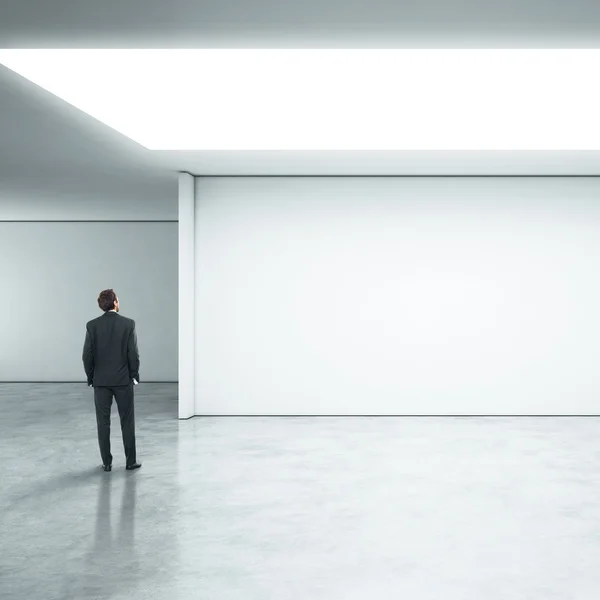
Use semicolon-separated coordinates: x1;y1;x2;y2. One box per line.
126;462;142;471
102;464;112;472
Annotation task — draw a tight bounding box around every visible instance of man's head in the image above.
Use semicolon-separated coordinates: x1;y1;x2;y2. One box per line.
98;289;119;313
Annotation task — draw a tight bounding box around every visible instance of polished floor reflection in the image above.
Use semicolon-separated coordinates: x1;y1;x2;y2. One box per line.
3;383;600;599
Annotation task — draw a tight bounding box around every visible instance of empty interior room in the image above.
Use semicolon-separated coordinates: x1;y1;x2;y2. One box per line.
3;2;600;600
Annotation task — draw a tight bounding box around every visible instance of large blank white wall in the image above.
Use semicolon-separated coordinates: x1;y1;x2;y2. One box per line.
194;176;600;415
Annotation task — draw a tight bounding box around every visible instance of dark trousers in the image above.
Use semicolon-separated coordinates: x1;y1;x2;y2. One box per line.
94;382;137;467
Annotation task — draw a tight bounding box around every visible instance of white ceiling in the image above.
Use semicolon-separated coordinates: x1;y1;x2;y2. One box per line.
3;0;600;49
1;0;599;206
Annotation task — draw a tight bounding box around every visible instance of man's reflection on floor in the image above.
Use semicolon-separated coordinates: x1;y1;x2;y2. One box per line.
72;473;141;598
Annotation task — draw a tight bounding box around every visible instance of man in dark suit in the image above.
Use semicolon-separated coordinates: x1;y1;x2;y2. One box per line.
82;289;142;472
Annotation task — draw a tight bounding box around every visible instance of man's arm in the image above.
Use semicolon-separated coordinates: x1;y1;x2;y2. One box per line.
127;321;140;383
82;326;94;385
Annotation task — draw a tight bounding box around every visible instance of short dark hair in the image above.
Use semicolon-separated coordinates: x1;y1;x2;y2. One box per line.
98;289;117;312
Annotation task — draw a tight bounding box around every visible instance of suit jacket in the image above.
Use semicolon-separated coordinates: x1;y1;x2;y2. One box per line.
82;311;140;387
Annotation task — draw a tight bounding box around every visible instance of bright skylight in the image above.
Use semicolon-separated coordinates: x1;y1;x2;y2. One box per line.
0;49;598;150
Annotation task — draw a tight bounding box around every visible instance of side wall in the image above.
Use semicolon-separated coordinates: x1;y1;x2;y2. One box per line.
0;192;178;382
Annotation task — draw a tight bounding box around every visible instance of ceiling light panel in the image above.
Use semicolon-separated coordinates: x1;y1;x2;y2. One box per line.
0;49;598;150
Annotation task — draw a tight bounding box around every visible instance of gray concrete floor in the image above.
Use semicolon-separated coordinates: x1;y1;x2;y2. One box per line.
2;384;600;600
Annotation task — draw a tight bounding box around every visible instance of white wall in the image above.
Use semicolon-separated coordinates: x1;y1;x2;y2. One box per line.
193;176;600;415
0;191;178;382
0;186;177;221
